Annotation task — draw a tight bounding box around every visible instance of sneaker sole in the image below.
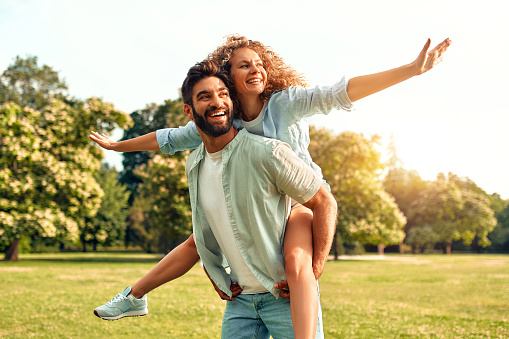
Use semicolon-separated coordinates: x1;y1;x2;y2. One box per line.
94;308;148;321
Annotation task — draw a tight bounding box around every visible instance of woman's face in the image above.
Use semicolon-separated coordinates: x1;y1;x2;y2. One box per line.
229;48;267;97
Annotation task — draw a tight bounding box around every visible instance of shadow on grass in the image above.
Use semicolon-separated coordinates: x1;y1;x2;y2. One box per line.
15;252;165;263
22;257;163;263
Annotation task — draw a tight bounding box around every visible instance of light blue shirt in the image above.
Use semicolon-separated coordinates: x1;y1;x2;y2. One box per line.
186;129;323;297
156;77;354;183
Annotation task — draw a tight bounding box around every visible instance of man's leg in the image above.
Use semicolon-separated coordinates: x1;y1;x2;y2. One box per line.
221;294;270;339
256;293;294;339
258;291;324;339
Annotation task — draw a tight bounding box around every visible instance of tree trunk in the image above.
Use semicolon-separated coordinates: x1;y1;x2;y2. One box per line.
4;239;20;261
377;244;386;255
333;233;338;260
444;242;452;255
399;242;405;254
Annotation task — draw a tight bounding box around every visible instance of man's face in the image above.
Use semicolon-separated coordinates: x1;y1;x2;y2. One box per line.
187;77;234;138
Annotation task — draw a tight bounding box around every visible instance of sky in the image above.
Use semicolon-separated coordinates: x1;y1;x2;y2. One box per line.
1;0;508;199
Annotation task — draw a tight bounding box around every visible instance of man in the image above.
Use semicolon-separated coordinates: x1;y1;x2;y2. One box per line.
94;60;337;338
182;60;336;338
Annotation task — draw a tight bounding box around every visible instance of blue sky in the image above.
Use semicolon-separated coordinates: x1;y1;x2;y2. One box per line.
2;0;508;198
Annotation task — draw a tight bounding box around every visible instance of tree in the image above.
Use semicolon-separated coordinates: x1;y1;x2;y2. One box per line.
309;127;406;257
81;165;130;251
488;199;509;252
409;173;497;254
0;57;132;260
119;98;188;202
384;167;429;252
128;154;192;253
0;56;68;110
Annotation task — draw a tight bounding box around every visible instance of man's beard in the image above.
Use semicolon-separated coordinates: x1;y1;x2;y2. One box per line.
192;105;233;137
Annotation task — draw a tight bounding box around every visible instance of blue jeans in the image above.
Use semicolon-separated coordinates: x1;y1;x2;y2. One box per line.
221;292;324;339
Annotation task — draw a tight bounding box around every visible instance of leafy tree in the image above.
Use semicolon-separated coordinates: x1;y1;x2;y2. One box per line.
409;173;497;254
81;165;130;251
129;154;192;253
488;200;509;252
309;127;406;257
119;98;188;202
0;56;68;110
405;224;440;253
384;167;429;252
0;57;132;260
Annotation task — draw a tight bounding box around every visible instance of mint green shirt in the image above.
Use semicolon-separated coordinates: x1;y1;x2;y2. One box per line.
186;129;323;298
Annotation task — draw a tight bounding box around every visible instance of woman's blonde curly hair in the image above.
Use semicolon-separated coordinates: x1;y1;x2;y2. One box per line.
207;34;307;117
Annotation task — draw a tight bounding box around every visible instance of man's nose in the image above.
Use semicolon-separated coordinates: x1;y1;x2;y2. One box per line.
210;93;222;107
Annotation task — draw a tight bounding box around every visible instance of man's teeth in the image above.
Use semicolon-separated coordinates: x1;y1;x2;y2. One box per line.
210;111;225;117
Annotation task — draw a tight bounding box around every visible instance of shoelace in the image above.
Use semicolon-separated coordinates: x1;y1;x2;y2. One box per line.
106;293;127;306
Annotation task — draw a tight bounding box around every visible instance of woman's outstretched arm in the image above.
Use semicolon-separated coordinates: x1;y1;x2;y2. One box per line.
346;38;451;103
90;131;160;151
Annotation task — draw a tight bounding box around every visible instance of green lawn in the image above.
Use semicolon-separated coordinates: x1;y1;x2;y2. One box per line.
1;253;508;338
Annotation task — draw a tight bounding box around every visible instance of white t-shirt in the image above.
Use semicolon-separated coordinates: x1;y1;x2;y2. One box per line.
240;105;265;136
198;149;267;294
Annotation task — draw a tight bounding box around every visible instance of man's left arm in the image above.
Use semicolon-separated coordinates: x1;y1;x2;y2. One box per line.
302;185;337;280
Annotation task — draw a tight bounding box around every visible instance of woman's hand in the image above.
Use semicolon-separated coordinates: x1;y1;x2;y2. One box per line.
412;38;452;76
89;131;117;150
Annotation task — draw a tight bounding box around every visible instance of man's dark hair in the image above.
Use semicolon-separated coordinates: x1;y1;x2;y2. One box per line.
181;60;233;106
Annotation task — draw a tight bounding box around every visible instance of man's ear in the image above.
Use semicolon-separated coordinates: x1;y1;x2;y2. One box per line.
183;104;194;121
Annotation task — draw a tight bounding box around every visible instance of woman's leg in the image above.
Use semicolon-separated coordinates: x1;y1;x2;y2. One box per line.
283;205;318;339
130;234;200;298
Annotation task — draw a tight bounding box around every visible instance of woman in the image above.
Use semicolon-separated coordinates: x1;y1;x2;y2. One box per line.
91;35;451;338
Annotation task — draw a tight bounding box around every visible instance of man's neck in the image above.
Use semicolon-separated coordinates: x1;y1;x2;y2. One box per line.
199;128;238;154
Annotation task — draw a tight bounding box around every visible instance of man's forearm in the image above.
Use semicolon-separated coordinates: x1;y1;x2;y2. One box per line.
303;185;338;279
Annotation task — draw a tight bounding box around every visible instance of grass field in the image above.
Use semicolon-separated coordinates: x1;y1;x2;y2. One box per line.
1;253;508;338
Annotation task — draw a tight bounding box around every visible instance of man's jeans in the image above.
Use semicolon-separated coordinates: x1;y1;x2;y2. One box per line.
221;292;324;339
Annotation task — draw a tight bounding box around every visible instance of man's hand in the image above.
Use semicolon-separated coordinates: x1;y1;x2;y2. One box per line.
89;131;117;150
312;257;325;280
413;38;452;76
204;267;242;301
274;281;291;299
212;281;242;301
